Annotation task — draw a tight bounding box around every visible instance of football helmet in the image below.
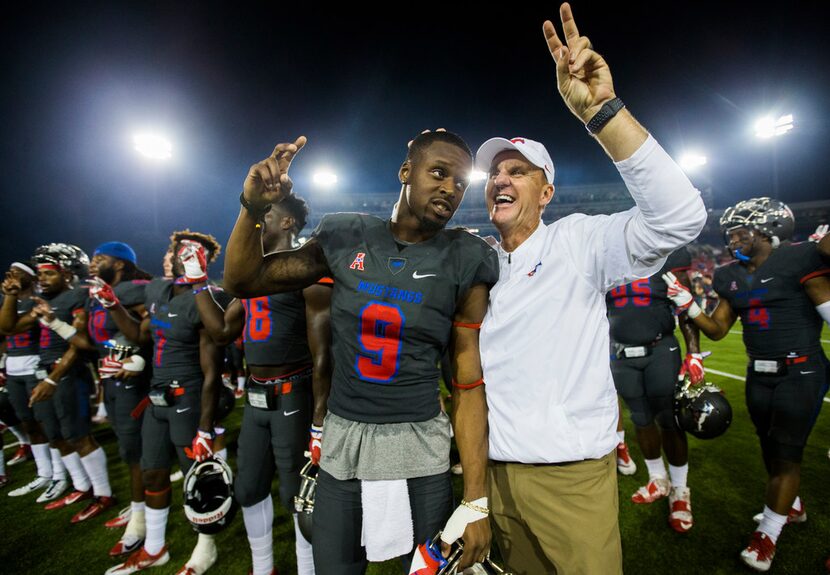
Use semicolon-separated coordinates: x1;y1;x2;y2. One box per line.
183;457;237;534
674;375;732;439
412;532;513;575
720;197;794;249
293;458;317;541
33;243;90;281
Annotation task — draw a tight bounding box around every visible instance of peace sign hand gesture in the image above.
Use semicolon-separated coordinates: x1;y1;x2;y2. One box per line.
243;136;307;210
543;3;616;124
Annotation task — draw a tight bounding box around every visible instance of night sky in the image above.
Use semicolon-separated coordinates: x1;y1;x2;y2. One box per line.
2;1;828;274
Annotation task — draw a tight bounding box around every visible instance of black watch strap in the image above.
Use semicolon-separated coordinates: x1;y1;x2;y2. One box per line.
585;97;625;134
239;192;272;220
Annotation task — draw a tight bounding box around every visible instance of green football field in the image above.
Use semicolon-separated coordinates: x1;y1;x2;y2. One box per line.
2;328;829;574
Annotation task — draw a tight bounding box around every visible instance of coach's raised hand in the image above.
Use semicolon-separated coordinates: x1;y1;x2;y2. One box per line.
242;136;307;210
543;3;615;124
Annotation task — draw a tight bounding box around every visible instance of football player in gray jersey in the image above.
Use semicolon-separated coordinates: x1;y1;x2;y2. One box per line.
22;246;116;524
226;131;497;574
666;198;830;572
0;260;66;501
102;231;228;575
194;196;332;575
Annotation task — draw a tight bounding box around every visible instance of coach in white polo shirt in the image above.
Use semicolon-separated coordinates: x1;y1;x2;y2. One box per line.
477;5;707;574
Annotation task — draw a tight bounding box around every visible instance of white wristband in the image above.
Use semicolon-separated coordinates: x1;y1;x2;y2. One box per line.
42;317;78;341
123;355;146;373
44;377;57;386
440;497;489;545
686;301;702;319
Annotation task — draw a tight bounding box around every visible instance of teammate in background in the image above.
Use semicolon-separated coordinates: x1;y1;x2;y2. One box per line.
51;242;153;553
225;131;497;573
665;198;830;572
1;260;69;501
102;231;229;575
21;245;116;522
608;247;702;532
192;197;332;575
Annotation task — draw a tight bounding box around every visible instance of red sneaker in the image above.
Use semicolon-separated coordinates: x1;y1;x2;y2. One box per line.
631;477;671;504
616;442;637;475
105;505;133;529
740;531;776;572
105;546;170;574
109;536;144;557
44;489;92;510
8;444;33;466
72;495;117;523
668;487;693;533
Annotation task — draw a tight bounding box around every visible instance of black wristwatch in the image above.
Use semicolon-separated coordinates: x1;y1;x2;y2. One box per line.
239;192;272;220
585;97;625;134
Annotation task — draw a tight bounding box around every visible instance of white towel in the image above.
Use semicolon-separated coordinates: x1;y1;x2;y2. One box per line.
360;479;413;562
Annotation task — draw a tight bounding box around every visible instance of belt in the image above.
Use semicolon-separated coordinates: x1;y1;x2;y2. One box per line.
748;354;809;375
249;365;313;396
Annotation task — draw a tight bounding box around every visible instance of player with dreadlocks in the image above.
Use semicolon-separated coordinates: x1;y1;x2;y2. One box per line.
101;230;232;575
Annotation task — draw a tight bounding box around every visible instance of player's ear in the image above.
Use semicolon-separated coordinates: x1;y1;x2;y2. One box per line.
399;161;410;185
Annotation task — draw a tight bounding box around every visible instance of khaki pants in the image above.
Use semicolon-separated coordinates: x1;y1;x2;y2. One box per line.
488;451;622;575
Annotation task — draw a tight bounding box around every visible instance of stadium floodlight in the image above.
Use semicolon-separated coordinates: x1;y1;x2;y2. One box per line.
470;170;488;183
312;170;338;188
754;114;794;139
679;153;707;172
133;133;172;160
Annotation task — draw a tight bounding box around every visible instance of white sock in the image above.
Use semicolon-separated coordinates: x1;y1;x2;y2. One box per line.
9;425;29;445
50;448;67;481
792;496;802;511
81;446;112;497
668;463;688;489
294;513;315;575
616;430;625;443
215;447;228;461
96;402;107;417
144;506;169;555
644;456;667;480
237;376;246;391
124;509;146;543
61;452;92;492
31;443;52;479
244;496;274;575
758;506;787;543
131;501;146;514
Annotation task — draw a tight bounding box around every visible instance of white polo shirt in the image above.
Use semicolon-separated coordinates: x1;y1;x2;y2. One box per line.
481;136;706;463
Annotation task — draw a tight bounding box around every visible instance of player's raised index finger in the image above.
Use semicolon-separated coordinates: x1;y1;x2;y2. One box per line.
283;135;307;164
559;3;581;48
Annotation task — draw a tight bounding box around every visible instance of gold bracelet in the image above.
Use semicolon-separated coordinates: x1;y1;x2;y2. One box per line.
461;499;489;515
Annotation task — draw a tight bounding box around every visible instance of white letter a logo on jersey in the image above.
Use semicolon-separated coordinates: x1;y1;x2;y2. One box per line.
387;257;407;275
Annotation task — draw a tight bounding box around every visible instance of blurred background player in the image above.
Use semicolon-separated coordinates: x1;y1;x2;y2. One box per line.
103;230;229;575
665;198;830;572
27;244;116;523
192;196;332;575
1;260;68;501
607;247;702;533
58;241;153;554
